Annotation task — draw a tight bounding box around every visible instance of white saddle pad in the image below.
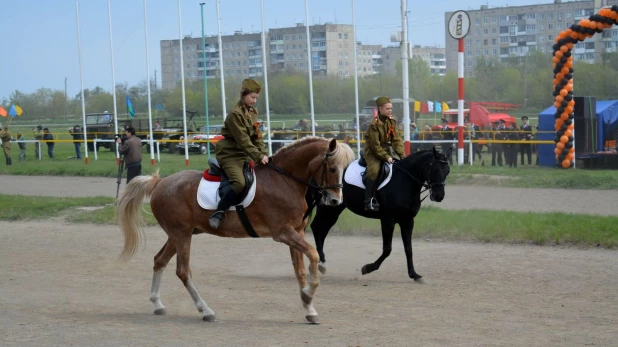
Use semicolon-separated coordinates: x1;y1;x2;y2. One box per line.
197;173;257;211
343;159;393;190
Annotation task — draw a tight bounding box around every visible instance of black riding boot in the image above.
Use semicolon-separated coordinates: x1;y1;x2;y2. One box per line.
364;178;379;211
209;189;240;229
8;158;12;165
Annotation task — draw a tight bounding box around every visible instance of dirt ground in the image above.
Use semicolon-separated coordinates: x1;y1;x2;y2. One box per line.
2;174;618;216
1;221;617;347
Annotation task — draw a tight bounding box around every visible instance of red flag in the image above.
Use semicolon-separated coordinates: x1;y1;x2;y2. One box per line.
0;106;7;117
421;102;429;114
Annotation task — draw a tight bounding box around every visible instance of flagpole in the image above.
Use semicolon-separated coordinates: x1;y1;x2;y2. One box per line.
143;0;155;165
75;1;89;164
351;0;361;158
178;0;189;166
199;2;211;158
216;0;227;119
304;0;316;136
260;0;272;155
108;0;120;165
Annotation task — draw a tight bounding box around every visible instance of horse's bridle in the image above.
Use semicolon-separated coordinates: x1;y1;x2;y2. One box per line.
267;150;342;194
392;157;448;202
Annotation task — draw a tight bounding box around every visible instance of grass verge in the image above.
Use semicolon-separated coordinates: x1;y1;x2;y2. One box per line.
1;195;615;248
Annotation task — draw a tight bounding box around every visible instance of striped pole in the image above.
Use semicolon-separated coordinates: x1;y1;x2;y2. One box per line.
457;38;464;166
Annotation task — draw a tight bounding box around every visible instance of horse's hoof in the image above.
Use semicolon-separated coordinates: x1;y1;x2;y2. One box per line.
318;262;327;275
410;273;423;281
202;314;216;322
305;315;320;324
154;308;166;315
361;264;370;275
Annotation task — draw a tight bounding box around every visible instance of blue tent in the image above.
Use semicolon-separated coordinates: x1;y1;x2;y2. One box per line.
538;99;618;166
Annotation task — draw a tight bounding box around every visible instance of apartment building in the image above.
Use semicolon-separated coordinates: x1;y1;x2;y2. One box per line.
380;45;447;76
445;0;618;76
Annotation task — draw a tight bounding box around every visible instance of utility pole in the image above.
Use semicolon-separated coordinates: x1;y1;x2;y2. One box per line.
64;77;68;118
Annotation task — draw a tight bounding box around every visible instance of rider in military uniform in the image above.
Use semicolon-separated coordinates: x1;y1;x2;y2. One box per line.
363;96;405;211
33;125;44;159
209;79;269;229
1;126;12;166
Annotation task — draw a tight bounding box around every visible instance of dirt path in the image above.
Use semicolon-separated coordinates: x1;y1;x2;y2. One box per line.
2;174;617;216
1;221;616;347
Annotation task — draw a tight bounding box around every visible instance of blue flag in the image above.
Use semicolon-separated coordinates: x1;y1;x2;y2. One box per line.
8;105;17;117
435;101;442;113
126;96;135;118
155;103;164;111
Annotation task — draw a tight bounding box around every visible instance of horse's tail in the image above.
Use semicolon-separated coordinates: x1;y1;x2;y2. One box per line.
116;170;161;263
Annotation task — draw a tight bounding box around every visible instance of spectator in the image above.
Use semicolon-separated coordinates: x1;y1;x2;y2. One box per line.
117;126;143;184
69;125;83;159
43;128;55;158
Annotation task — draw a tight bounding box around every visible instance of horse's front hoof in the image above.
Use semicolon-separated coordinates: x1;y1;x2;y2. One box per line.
361;264;371;275
202;314;216;322
410;273;423;281
154;308;166;315
305;315;320;324
318;261;327;275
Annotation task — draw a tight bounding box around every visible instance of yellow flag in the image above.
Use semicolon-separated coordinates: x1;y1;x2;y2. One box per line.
442;102;450;111
15;105;23;116
413;101;421;112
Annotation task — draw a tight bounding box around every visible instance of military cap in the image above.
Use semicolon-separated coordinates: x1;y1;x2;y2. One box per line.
37;125;43;130
241;79;261;93
375;96;391;107
521;116;529;120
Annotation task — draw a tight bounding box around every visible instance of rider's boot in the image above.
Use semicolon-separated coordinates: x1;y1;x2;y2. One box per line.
364;178;380;211
209;189;239;229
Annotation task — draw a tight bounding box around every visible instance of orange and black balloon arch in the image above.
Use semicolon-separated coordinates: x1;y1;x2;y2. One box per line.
552;6;618;168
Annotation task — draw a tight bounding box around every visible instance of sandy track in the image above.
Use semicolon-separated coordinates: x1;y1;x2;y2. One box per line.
2;174;617;216
1;221;616;346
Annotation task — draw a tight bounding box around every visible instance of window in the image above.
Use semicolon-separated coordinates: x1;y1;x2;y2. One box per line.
476;29;481;36
526;13;535;20
292;53;296;60
500;37;509;43
492;49;497;55
475;19;480;25
540;35;545;42
526;24;536;31
237;52;241;57
475;50;480;56
483;39;488;45
466;40;472;47
467;50;472;56
492;28;497;34
557;13;562;20
539;14;544;20
338;33;342;39
285;35;289;40
539;24;544;32
483;17;488;24
484;49;489;56
566;12;571;19
492;17;497;23
293;44;296;49
500;15;507;22
344;33;348;39
483;28;488;35
344;53;348;59
492;39;497;45
549;35;553;41
299;35;303;40
476;40;480;46
548;13;553;19
237;61;241;66
292;35;296;40
557;23;563;30
548;23;553;30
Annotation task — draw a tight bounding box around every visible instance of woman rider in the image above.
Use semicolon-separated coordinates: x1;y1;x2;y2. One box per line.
363;96;405;211
209;79;269;229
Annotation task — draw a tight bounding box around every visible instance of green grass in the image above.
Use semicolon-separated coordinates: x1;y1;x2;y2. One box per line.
1;195;615;248
0;194;114;221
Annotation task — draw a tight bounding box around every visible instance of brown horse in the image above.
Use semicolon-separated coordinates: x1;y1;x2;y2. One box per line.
116;137;354;324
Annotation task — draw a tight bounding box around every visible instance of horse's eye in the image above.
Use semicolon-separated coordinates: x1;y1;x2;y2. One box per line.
329;168;336;173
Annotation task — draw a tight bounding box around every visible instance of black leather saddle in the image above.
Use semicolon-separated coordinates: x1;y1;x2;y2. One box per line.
358;152;391;188
207;158;255;204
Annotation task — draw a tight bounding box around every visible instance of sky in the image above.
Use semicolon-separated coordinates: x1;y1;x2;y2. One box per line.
0;0;545;100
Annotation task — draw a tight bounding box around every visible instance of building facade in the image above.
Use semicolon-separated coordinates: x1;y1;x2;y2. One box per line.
380;45;446;76
445;0;618;77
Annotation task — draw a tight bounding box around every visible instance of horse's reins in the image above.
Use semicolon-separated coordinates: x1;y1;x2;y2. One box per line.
267;151;342;221
392;158;448;202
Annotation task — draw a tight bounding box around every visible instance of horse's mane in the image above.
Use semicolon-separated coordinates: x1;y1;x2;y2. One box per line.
274;136;355;167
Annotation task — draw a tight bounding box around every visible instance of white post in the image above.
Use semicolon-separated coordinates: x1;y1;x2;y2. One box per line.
304;0;316;136
260;0;272;155
178;0;189;166
108;0;120;165
400;0;410;155
75;1;89;164
469;139;473;166
156;141;160;162
351;0;361;157
94;139;98;160
143;0;155;166
216;0;227;118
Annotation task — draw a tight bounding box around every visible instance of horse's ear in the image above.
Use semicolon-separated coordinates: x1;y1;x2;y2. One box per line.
446;146;453;157
328;138;337;152
432;146;438;157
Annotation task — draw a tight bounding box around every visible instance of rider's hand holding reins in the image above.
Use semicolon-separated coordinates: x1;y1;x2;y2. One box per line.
260;155;269;165
387;157;393;164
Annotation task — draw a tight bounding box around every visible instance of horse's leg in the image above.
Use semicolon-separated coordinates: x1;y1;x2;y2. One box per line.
174;235;216;321
150;239;177;315
310;203;345;275
276;227;320;324
361;216;395;275
400;218;422;280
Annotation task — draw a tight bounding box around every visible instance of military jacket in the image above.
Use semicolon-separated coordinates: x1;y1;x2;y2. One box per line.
364;114;405;161
33;129;44;140
218;103;267;162
1;129;12;147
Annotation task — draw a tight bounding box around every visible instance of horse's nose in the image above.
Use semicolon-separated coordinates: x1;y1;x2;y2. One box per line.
330;198;339;205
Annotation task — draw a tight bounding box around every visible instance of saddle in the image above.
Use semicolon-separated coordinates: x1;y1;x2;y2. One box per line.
358;151;391;189
205;158;255;204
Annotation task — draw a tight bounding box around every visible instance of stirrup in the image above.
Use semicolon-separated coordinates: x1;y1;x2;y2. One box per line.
209;210;225;229
364;198;380;211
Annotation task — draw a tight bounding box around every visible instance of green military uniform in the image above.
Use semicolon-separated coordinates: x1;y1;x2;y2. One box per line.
33;126;43;159
1;127;12;166
362;96;405;211
210;78;266;230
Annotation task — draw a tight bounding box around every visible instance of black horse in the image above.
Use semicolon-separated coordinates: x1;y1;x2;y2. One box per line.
307;147;451;280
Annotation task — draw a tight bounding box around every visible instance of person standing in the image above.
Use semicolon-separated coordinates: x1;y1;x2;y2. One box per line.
33;125;44;159
0;126;12;165
491;120;505;167
209;79;268;229
42;128;55;158
17;132;26;162
116;127;143;184
519;116;533;165
440;118;454;164
362;96;405;211
69;125;83;159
